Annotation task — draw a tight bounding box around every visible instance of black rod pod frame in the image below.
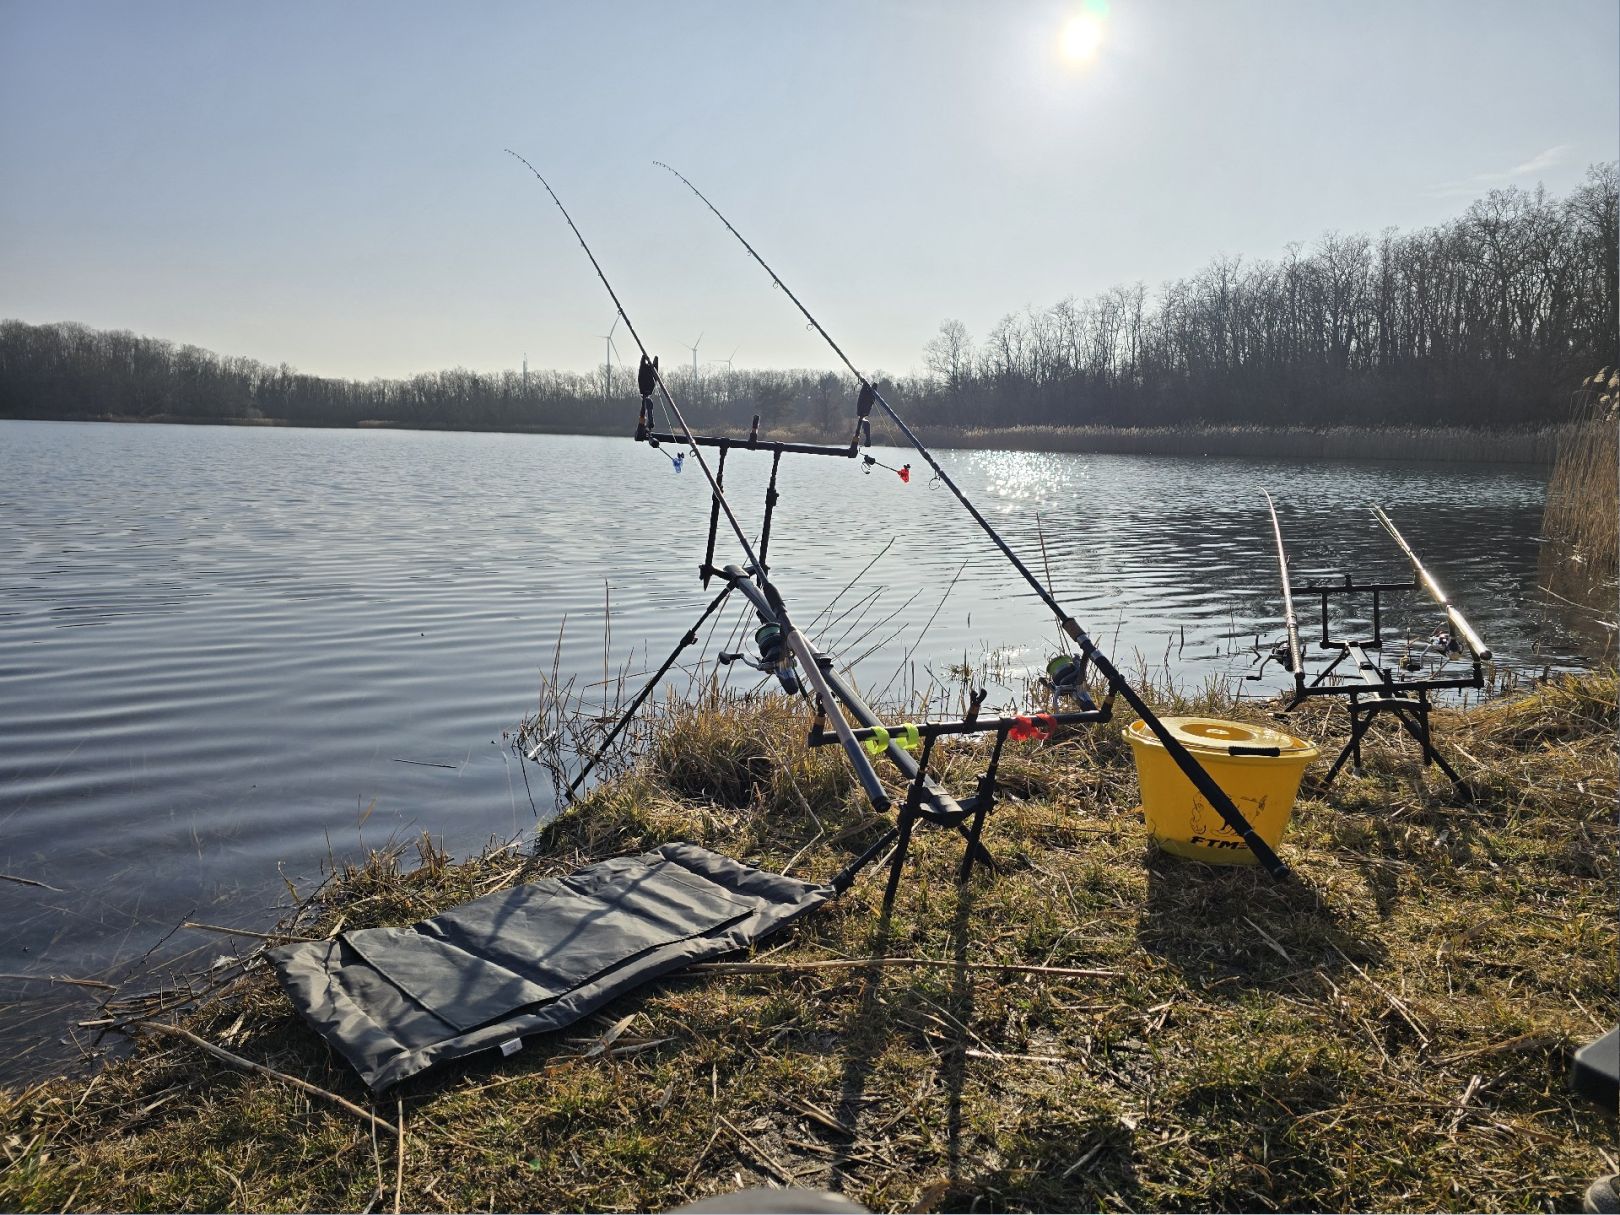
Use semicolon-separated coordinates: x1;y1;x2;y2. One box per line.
513;153;1049;893
1259;494;1490;800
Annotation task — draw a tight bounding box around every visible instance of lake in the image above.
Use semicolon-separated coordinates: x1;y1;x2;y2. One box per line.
0;418;1597;1082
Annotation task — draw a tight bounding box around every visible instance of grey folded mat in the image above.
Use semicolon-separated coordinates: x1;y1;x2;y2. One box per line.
270;842;834;1092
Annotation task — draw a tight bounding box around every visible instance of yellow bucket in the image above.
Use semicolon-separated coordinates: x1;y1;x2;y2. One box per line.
1124;717;1317;865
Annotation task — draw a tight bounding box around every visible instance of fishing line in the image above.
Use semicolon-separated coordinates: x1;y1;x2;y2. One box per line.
653;158;1099;631
506;151;759;583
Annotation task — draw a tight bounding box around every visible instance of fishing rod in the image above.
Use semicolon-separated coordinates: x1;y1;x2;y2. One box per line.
505;152;763;584
506;152;897;813
1262;490;1304;682
655;160;1293;880
1373;506;1490;662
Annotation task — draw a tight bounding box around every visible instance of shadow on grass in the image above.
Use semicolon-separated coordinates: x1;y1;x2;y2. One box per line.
826;877;900;1196
1134;846;1380;995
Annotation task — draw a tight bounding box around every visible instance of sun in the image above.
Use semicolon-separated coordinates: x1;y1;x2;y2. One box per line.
1059;8;1107;66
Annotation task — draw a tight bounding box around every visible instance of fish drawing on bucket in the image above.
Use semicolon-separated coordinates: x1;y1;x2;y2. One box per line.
1190;796;1246;840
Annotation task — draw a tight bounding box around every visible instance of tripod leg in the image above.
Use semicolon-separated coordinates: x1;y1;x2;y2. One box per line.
1308;647;1349;688
1322;703;1372;788
958;831;996;876
959;728;1009;883
830;825;900;894
1350;697;1366;774
882;805;915;913
1390;700;1472;799
884;734;939;909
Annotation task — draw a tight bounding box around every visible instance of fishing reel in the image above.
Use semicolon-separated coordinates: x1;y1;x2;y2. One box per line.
1044;654;1097;710
1400;628;1461;672
719;621;801;694
1246;638;1295;680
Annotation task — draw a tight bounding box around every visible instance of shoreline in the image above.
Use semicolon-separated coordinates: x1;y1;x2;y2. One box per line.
2;672;1613;1212
1;411;1566;465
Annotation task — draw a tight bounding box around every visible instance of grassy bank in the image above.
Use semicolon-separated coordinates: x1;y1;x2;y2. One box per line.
2;672;1614;1213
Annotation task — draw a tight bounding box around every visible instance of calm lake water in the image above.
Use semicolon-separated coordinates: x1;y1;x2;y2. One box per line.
0;419;1597;1081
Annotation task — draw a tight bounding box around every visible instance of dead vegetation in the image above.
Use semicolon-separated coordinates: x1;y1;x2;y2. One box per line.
1;671;1614;1213
1543;369;1620;582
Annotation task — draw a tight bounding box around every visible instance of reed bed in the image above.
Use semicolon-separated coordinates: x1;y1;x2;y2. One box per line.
1543;370;1619;581
1;670;1614;1213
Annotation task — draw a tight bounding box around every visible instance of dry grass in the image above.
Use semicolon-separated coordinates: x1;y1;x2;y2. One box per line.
1543;370;1619;581
1;673;1614;1213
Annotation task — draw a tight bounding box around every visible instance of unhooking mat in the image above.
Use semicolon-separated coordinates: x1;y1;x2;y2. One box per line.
270;842;834;1092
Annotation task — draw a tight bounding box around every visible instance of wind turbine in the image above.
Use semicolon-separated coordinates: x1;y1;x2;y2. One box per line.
598;315;621;402
721;344;740;372
685;331;704;380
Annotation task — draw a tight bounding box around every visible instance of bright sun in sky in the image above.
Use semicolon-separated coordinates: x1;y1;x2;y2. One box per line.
1059;6;1108;66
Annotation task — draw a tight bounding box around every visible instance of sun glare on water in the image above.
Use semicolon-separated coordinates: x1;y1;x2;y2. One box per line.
1059;2;1109;67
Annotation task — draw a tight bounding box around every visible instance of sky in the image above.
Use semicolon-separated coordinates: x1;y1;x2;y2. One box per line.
1;0;1615;382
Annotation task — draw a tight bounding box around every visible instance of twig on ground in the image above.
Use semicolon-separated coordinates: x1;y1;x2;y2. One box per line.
1241;915;1293;964
716;1113;795;1186
0;972;117;991
142;1023;399;1137
393;1097;405;1215
182;920;319;943
0;872;65;892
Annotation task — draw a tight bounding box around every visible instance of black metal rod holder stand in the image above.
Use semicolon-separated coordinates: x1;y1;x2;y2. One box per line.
1268;502;1488;799
642;430;859;459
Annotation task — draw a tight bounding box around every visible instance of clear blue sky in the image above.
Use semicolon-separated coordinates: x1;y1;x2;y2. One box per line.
1;0;1615;381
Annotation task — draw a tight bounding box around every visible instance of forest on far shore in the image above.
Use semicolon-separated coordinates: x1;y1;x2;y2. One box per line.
1;165;1614;436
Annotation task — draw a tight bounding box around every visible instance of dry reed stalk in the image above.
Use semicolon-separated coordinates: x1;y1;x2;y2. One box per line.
0;973;117;992
180;921;320;943
1543;372;1619;578
0;873;64;892
393;1097;405;1215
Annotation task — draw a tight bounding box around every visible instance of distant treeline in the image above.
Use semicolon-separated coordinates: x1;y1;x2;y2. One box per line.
1;165;1613;435
915;164;1618;429
0;317;863;436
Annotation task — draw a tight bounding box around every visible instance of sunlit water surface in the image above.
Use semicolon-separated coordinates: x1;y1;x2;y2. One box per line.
0;420;1596;1080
